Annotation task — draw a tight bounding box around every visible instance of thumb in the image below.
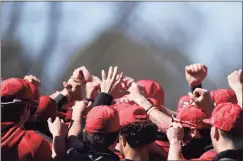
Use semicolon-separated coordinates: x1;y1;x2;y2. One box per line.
188;92;196;102
47;118;52;125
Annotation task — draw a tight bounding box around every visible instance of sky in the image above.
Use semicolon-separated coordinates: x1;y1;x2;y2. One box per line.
1;2;242;90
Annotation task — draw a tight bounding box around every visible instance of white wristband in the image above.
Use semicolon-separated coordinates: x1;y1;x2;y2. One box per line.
147;107;156;115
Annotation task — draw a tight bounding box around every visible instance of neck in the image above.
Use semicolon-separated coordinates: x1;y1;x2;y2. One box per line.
125;147;149;161
216;138;242;153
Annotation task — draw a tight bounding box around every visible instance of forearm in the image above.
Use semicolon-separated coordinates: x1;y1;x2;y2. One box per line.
67;119;84;150
54;90;69;111
136;97;172;132
168;140;184;160
160;106;176;116
149;109;172;132
68;119;82;137
235;90;242;108
52;136;66;159
92;92;113;107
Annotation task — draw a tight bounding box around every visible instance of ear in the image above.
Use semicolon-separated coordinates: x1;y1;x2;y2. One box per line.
212;126;220;141
190;128;197;138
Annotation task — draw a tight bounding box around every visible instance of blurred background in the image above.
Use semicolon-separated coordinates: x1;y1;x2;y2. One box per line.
1;2;242;109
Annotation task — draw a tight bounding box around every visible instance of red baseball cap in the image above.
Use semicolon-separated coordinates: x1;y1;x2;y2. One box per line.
113;102;147;127
210;89;237;106
137;80;164;108
1;78;34;101
177;95;191;112
32;96;57;122
85;106;120;133
175;104;210;129
24;81;40;100
203;103;243;133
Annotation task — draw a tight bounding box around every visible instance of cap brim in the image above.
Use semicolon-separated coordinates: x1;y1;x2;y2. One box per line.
203;118;213;125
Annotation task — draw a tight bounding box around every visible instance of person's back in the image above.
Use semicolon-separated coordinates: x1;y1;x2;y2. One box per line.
67;105;121;161
1;78;53;161
203;103;243;161
2;125;52;161
114;103;159;161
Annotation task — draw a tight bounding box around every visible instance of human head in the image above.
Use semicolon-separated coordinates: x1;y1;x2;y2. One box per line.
84;105;120;148
177;94;191;112
114;103;157;155
137;80;164;109
203;103;243;152
174;104;211;144
1;78;36;125
210;89;237;106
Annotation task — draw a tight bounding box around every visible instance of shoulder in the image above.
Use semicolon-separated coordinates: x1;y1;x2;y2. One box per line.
191;149;217;161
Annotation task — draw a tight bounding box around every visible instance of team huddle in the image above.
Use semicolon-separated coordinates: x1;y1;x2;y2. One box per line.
1;64;242;161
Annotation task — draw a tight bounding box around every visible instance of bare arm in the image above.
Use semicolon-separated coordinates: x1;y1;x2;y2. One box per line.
136;97;172;132
168;140;185;160
160;106;176;116
52;135;67;160
227;69;242;108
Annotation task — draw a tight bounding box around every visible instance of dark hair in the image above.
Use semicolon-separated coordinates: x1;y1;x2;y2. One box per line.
219;128;242;140
84;131;119;147
1;103;26;123
198;128;211;140
183;127;211;141
120;122;157;149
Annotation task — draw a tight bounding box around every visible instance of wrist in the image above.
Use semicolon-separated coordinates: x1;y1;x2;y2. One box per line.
71;116;83;122
169;139;182;145
137;97;153;111
233;87;242;95
61;89;70;101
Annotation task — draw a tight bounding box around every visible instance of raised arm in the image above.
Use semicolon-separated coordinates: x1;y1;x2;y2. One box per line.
47;117;68;160
228;69;242;108
185;63;208;92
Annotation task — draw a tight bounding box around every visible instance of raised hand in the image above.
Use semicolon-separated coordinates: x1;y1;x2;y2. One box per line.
188;88;214;115
185;64;208;87
86;76;101;100
100;66;123;94
47;117;68;137
63;78;82;101
71;101;92;120
24;75;41;87
72;66;92;84
167;122;184;143
228;69;242;92
112;75;135;99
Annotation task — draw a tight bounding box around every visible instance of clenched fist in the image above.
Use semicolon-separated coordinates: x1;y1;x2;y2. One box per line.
188;88;214;116
72;66;92;84
24;75;41;87
228;69;242;92
185;64;208;87
167;122;184;143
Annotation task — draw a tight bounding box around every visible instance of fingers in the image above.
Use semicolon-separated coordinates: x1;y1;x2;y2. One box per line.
101;70;106;80
47;118;52;125
185;63;207;73
111;66;118;81
116;72;123;83
193;88;208;97
107;66;113;79
55;117;61;122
